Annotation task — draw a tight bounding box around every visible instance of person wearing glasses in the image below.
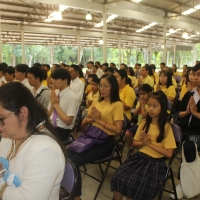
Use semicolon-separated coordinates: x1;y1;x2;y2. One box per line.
0;82;65;200
67;74;124;200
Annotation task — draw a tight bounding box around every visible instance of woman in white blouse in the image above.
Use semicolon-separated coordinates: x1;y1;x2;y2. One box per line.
0;82;65;200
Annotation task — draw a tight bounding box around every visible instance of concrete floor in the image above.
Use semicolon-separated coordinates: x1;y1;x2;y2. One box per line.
79;145;200;200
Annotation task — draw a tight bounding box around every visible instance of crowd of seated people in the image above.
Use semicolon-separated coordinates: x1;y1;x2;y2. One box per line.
0;60;200;200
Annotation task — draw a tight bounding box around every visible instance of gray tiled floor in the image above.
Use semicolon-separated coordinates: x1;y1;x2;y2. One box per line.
80;145;200;200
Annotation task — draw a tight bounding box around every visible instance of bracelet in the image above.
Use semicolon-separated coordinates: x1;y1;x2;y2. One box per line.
103;122;107;128
0;184;7;199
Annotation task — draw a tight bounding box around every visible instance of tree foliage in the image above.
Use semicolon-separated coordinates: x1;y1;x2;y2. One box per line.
1;43;199;68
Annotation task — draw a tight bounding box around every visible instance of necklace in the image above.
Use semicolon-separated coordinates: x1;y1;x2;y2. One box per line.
7;132;31;161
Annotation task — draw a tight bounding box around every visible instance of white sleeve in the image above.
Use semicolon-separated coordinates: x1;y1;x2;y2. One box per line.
3;146;65;200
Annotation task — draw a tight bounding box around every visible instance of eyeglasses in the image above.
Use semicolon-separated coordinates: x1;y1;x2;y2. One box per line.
0;112;14;127
98;84;111;89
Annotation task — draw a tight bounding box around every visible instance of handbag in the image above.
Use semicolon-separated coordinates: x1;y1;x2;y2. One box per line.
180;141;200;199
68;125;109;153
189;135;200;152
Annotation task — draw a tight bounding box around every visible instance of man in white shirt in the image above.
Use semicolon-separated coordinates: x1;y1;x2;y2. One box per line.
15;64;33;91
48;68;79;142
85;61;93;80
27;66;50;109
69;64;85;105
0;63;7;85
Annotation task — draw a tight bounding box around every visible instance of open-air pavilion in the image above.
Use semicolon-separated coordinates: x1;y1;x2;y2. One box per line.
0;0;200;67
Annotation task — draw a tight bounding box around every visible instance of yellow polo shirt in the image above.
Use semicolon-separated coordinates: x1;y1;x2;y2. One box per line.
87;91;100;106
135;102;148;125
154;85;176;99
119;84;136;120
88;100;124;135
154;72;159;83
180;84;187;100
85;84;92;95
135;75;154;88
134;120;176;158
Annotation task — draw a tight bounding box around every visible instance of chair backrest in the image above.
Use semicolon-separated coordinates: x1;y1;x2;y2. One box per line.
167;100;172;111
61;159;78;199
169;123;182;146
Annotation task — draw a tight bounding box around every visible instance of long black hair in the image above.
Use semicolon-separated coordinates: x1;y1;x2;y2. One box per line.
0;82;67;157
143;90;168;143
99;74;120;103
159;70;173;88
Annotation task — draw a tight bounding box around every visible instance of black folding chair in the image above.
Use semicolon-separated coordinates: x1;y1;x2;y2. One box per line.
80;130;126;200
60;159;78;200
157;123;183;200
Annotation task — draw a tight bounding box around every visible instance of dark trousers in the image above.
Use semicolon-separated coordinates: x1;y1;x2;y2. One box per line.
67;137;114;196
55;127;71;142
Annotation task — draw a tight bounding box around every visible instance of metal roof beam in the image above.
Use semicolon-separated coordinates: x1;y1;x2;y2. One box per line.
1;24;194;46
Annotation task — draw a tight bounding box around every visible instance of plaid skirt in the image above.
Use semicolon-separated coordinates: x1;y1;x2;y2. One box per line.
111;152;166;200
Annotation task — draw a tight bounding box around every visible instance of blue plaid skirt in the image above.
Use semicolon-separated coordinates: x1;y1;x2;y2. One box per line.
111;152;166;200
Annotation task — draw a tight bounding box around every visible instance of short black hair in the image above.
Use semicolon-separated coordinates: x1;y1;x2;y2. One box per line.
160;62;166;66
110;62;116;67
27;66;44;82
15;64;29;76
93;65;98;69
0;63;8;72
88;74;97;79
53;64;61;69
3;66;15;75
70;64;80;72
105;67;114;73
102;63;109;67
51;68;71;84
87;61;94;65
91;77;100;85
95;62;100;66
33;63;42;68
193;63;200;72
120;63;128;69
43;64;50;70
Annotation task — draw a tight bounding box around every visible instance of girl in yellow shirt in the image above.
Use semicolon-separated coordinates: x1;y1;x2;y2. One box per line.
112;90;176;200
125;84;153;149
154;70;176;102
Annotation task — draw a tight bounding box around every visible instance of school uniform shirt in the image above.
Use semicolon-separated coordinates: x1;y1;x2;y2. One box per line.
21;78;34;91
86;91;100;107
0;76;6;85
135;75;154;88
134;120;176;158
48;87;79;130
88;100;124;135
70;77;85;104
172;77;177;88
128;75;136;87
80;77;85;84
180;84;188;100
85;84;92;95
32;84;50;109
119;84;136;121
154;85;176;99
154;72;159;83
135;101;148;125
96;68;104;78
156;78;177;88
